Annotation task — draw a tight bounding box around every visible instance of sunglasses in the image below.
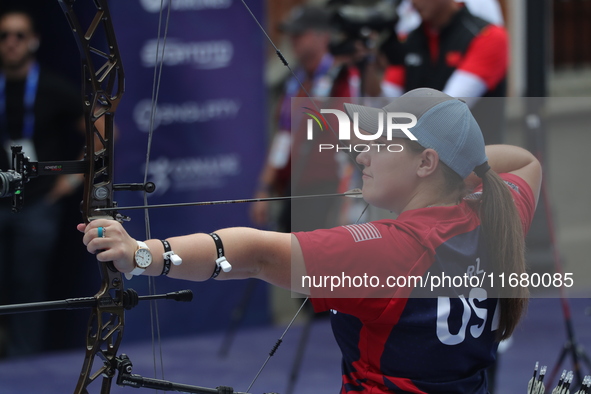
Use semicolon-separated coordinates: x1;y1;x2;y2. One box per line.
0;31;29;41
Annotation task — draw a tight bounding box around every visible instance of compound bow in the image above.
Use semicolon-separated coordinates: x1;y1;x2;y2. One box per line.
0;1;195;392
0;1;367;393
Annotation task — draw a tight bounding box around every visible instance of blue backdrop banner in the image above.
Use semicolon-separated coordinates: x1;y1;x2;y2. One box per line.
110;0;269;340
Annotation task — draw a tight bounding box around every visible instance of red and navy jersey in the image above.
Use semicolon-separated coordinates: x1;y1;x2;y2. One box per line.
294;173;536;393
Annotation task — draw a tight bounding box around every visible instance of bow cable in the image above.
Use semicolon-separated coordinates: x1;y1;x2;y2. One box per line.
238;1;371;391
143;0;173;386
136;2;371;392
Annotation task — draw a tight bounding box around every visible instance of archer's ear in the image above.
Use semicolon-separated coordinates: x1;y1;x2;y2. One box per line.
416;148;439;178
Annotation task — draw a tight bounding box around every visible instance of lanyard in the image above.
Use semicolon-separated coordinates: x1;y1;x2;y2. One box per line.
0;62;40;141
278;54;335;130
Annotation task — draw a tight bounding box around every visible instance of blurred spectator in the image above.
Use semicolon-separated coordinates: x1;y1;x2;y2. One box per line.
0;7;85;357
250;5;359;232
381;0;507;96
365;0;508;143
396;0;504;37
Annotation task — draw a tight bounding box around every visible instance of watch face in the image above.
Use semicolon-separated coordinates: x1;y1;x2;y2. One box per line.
135;248;153;268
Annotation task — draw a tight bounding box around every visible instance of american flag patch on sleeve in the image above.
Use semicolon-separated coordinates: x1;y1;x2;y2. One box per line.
342;223;382;242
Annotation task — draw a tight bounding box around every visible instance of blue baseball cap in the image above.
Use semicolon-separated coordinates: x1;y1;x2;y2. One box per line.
343;88;488;179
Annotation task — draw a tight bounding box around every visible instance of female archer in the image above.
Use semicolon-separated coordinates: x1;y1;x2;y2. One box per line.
79;88;541;393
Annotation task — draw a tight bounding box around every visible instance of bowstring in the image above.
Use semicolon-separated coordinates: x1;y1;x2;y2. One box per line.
240;1;370;391
132;2;371;392
144;0;172;386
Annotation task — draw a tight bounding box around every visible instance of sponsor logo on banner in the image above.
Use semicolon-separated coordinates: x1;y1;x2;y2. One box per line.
140;0;232;13
141;39;233;69
145;154;241;195
133;98;241;132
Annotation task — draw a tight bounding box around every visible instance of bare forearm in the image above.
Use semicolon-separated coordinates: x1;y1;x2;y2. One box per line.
464;144;542;205
81;219;297;289
484;145;538;174
466;145;538;185
135;228;292;287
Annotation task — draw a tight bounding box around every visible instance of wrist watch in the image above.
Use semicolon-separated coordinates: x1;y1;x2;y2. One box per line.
125;241;153;279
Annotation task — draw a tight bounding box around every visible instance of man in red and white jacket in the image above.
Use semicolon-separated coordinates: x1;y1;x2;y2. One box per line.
374;0;508;144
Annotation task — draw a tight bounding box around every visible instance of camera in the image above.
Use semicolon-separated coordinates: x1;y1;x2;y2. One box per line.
327;0;399;56
0;170;23;199
0;146;32;212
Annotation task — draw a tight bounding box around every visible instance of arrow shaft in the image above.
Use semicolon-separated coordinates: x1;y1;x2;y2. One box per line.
95;191;362;212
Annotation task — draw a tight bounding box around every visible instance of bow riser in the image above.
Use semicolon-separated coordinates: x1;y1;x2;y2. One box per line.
57;1;125;393
59;0;124;223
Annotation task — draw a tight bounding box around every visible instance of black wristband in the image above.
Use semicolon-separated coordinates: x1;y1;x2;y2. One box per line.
160;239;172;276
209;232;231;279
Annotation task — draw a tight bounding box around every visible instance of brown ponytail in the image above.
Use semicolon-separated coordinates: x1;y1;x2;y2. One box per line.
406;141;528;340
479;170;529;340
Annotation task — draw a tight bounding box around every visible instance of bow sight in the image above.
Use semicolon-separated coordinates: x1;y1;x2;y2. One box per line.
0;145;155;214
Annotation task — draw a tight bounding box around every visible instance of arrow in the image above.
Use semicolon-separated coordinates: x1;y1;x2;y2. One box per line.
94;189;364;212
